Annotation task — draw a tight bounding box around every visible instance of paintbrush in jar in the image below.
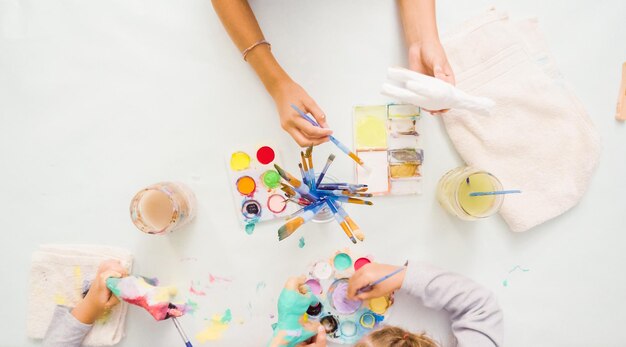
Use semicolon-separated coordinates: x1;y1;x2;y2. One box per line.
274;164;318;202
278;202;325;240
325;199;357;244
315;154;336;188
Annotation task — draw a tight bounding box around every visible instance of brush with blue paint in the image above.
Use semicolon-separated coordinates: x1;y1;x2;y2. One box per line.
315;154;336;188
277;147;372;242
290;104;370;171
172;316;193;347
356;266;407;295
278;201;326;240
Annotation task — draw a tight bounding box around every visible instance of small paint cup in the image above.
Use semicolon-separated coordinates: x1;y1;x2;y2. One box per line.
130;182;196;235
436;166;504;221
312;174;342;223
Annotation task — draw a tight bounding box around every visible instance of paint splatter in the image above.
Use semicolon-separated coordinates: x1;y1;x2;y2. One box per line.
502;265;530;287
245;223;255;235
256;281;266;293
208;274;232;284
298;237;306;248
190;281;206;296
185;299;199;315
73;266;83;297
196;309;233;342
221;309;232;323
53;293;67;305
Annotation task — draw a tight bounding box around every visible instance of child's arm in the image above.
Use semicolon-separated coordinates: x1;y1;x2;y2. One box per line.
348;261;503;347
43;260;127;347
402;262;503;347
210;0;332;147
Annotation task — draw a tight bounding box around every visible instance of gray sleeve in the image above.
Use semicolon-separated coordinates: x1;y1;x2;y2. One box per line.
42;306;93;347
400;261;504;347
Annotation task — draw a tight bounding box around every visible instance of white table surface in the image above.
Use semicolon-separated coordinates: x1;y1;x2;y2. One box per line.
1;1;625;346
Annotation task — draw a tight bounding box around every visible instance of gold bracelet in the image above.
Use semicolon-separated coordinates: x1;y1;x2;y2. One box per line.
242;39;271;61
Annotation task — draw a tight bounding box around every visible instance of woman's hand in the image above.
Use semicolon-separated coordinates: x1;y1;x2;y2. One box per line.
408;40;455;114
347;263;406;301
270;80;333;147
71;260;128;324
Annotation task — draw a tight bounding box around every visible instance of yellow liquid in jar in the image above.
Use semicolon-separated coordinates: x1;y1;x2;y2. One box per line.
457;173;497;217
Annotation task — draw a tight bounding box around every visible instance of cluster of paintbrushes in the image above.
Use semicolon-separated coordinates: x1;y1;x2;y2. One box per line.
275;147;373;244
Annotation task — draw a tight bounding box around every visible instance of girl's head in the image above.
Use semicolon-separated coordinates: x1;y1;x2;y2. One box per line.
355;326;438;347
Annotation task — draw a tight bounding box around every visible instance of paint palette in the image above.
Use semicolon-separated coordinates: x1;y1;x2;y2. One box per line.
304;250;394;344
353;104;424;195
227;145;295;225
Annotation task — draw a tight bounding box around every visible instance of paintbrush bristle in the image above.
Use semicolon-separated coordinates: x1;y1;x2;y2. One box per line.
364;201;373;205
277;217;305;241
274;164;288;180
329;154;335;161
306;146;312;158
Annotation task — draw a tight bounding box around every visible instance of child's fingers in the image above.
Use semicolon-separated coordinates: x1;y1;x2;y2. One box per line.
315;325;327;345
100;270;122;283
347;272;368;299
104;294;120;310
303;99;329;129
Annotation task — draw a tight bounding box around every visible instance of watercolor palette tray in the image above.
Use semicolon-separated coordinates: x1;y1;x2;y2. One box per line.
304;250;394;344
353;104;424;196
226;145;296;225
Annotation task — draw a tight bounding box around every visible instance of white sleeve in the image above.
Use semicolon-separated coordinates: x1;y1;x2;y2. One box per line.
400;261;504;347
43;306;92;347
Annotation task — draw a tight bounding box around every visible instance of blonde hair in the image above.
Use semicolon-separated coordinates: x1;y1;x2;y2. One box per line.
355;326;438;347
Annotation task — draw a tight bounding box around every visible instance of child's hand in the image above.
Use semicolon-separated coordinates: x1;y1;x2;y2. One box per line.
71;260;128;324
270;80;333;147
347;263;406;301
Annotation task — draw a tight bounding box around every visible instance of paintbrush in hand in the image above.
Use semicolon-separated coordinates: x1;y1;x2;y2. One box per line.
290;104;370;171
171;316;193;347
356;266;407;295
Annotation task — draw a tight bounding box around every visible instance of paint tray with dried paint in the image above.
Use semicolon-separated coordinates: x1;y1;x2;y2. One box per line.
302;250;393;344
226;145;295;225
353;104;424;195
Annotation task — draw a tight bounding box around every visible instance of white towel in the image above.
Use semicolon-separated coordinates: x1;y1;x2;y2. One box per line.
27;244;134;346
439;9;601;232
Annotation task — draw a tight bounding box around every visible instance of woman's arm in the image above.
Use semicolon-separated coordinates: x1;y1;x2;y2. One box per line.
397;0;455;86
211;0;332;147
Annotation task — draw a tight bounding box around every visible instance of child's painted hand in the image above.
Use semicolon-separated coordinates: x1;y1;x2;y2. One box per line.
347;263;406;301
270;276;322;347
270;80;333;147
71;260;128;324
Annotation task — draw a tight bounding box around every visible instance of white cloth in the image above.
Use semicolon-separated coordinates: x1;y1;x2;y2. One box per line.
27;244;134;346
382;67;495;116
437;8;601;232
